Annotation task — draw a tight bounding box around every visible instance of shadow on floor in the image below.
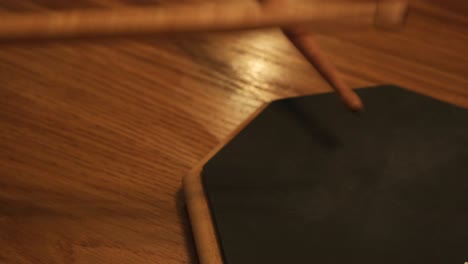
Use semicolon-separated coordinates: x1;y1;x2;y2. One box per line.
176;188;200;264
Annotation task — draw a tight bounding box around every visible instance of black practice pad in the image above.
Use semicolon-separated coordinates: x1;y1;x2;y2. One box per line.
202;85;468;264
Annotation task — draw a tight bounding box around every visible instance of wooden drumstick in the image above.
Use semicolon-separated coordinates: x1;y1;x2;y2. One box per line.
284;28;363;111
0;1;379;40
262;0;365;110
1;0;407;111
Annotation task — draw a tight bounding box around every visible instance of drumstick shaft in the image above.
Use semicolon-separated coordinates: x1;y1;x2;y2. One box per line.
284;28;363;111
0;1;377;40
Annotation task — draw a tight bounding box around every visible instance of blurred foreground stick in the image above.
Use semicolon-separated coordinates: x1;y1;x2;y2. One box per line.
0;0;407;40
0;0;408;111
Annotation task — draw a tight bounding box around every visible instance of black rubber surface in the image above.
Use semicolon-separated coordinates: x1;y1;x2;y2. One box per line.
202;85;468;264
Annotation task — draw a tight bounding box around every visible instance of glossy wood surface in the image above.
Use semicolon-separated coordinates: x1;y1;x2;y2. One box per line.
0;1;467;263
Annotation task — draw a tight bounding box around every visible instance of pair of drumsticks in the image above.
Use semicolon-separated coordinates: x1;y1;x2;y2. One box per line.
1;0;409;110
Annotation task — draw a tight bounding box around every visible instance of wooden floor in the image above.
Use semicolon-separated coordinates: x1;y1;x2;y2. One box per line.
0;1;466;263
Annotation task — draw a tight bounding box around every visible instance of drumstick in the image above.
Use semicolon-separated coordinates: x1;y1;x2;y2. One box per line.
0;1;378;40
261;0;364;110
284;28;363;111
1;0;407;110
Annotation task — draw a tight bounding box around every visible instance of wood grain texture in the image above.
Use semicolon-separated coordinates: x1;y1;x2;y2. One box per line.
0;1;467;264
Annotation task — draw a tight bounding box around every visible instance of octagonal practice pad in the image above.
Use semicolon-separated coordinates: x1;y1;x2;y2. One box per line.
187;85;468;264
